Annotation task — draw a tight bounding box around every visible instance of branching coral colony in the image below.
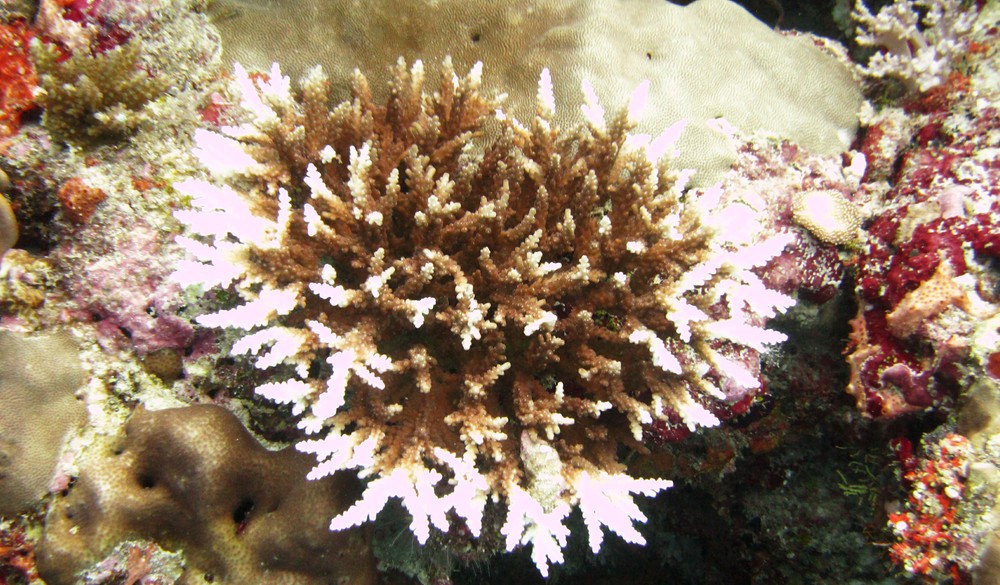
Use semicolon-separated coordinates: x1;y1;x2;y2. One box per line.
852;0;976;92
172;59;795;575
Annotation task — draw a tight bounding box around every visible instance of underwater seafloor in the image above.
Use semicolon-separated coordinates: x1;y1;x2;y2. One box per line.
1;0;1000;584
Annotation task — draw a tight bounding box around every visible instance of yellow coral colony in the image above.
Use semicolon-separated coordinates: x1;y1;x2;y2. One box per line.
31;38;170;142
173;60;794;575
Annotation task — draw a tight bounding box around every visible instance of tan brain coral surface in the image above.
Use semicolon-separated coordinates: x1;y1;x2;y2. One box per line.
209;0;862;185
36;405;376;585
0;330;86;516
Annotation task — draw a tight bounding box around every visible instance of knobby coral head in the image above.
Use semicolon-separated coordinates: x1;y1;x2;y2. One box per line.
173;57;794;575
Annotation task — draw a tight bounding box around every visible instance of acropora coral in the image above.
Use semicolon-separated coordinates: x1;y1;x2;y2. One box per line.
173;58;795;575
5;0;1000;582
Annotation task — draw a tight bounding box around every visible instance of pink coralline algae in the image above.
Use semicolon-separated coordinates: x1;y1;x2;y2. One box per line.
62;217;193;356
709;136;863;305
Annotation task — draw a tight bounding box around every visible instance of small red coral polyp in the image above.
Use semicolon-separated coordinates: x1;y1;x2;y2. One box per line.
906;72;972;116
57;177;107;224
967;206;1000;255
0;20;38;139
988;351;1000;379
0;524;39;583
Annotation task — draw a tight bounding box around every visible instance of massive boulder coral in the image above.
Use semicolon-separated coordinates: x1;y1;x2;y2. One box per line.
208;0;862;184
0;329;86;515
173;58;795;574
36;405;376;585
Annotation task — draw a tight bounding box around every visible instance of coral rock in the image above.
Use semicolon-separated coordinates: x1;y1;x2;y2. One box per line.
65;216;195;355
31;36;169;143
140;347;184;383
887;432;974;581
0;191;17;258
845;2;1000;418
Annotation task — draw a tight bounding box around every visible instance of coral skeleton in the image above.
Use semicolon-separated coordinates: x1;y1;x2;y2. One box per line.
173;58;794;575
